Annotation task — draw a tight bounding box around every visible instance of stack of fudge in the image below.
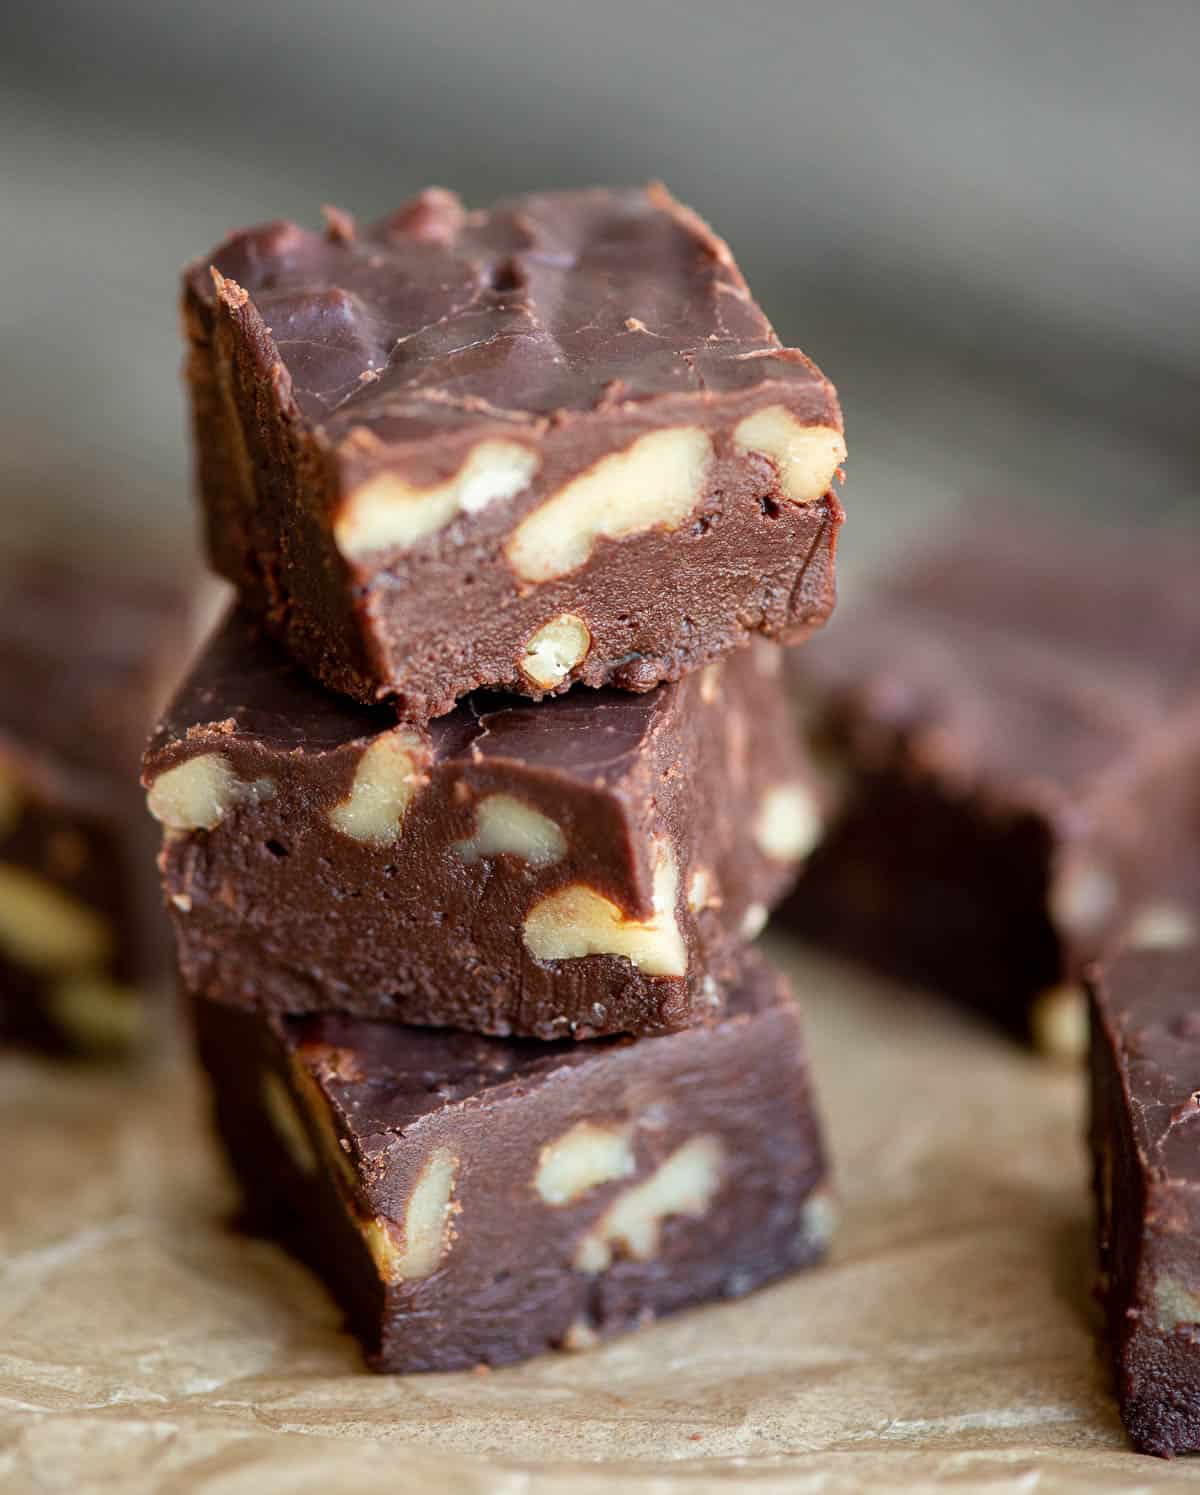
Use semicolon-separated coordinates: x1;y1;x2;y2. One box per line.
142;185;846;1371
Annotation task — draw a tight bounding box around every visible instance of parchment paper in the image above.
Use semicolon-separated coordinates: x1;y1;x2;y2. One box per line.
2;935;1196;1494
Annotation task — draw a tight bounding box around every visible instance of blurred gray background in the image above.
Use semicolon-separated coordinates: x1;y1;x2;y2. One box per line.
2;0;1197;581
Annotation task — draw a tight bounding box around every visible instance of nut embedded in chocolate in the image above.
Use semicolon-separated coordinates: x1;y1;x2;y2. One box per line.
194;947;831;1373
184;183;844;715
144;608;815;1039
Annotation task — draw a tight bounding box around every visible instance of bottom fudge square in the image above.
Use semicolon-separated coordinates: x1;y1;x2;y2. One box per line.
1089;943;1200;1457
195;949;832;1373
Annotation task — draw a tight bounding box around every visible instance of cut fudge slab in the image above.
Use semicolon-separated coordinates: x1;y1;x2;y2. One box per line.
0;559;198;1054
194;948;832;1373
144;610;816;1038
1088;942;1200;1456
784;523;1200;1048
184;183;845;716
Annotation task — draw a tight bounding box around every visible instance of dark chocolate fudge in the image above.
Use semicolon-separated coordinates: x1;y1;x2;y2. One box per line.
784;523;1200;1049
195;948;832;1373
1089;942;1200;1456
184;183;845;717
145;610;816;1038
0;559;198;1054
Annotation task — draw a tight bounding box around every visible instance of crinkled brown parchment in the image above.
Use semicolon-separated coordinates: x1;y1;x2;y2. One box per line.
2;937;1195;1493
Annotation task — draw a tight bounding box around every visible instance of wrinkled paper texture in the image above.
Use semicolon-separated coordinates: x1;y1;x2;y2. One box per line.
1;937;1194;1493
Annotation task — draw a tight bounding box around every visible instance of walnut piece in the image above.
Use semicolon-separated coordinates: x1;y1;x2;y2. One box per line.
335;441;539;558
686;867;713;914
261;1071;319;1175
1155;1277;1200;1332
505;427;712;583
455;793;567;868
48;975;143;1052
574;1135;724;1273
362;1148;460;1283
1030;982;1088;1064
519;614;592;689
534;1121;636;1206
733;405;846;504
799;1189;838;1252
0;865;112;972
328;732;427;845
740;902;768;941
522;844;686;977
561;1319;600;1352
1049;859;1118;936
147;753;274;832
754;782;823;862
1127;901;1196;950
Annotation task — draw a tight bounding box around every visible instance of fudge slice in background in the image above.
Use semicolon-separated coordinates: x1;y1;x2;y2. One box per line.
0;559;206;1055
145;611;817;1039
1088;942;1200;1456
194;948;832;1373
184;183;845;717
784;522;1200;1052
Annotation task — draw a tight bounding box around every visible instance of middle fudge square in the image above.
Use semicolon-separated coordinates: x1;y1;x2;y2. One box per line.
144;610;816;1038
195;948;832;1373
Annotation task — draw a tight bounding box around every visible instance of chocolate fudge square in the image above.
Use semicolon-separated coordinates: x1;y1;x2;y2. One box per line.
195;949;832;1373
784;523;1200;1047
0;559;197;1054
1089;943;1200;1456
184;183;845;717
145;610;816;1039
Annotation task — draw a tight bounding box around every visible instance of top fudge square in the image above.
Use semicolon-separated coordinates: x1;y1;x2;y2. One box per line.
184;183;845;718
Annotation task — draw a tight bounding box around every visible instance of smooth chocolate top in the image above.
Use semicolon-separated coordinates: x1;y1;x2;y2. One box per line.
1097;947;1200;1178
152;606;715;788
186;184;839;458
798;523;1200;803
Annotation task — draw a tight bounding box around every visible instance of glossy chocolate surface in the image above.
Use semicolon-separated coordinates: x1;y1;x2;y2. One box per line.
146;610;813;1037
184;185;844;715
196;949;831;1373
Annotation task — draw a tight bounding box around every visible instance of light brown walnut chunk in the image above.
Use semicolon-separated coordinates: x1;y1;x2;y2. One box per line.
754;782;824;862
505;427;713;583
740;902;769;941
574;1135;724;1273
1030;982;1088;1064
1155;1277;1200;1332
535;1121;636;1206
0;865;113;973
733;406;845;504
1127;901;1196;950
329;732;427;845
335;441;539;558
455;794;566;868
363;1148;460;1283
48;975;144;1053
519;614;592;689
522;844;686;977
261;1071;319;1175
147;753;274;832
1049;859;1118;937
